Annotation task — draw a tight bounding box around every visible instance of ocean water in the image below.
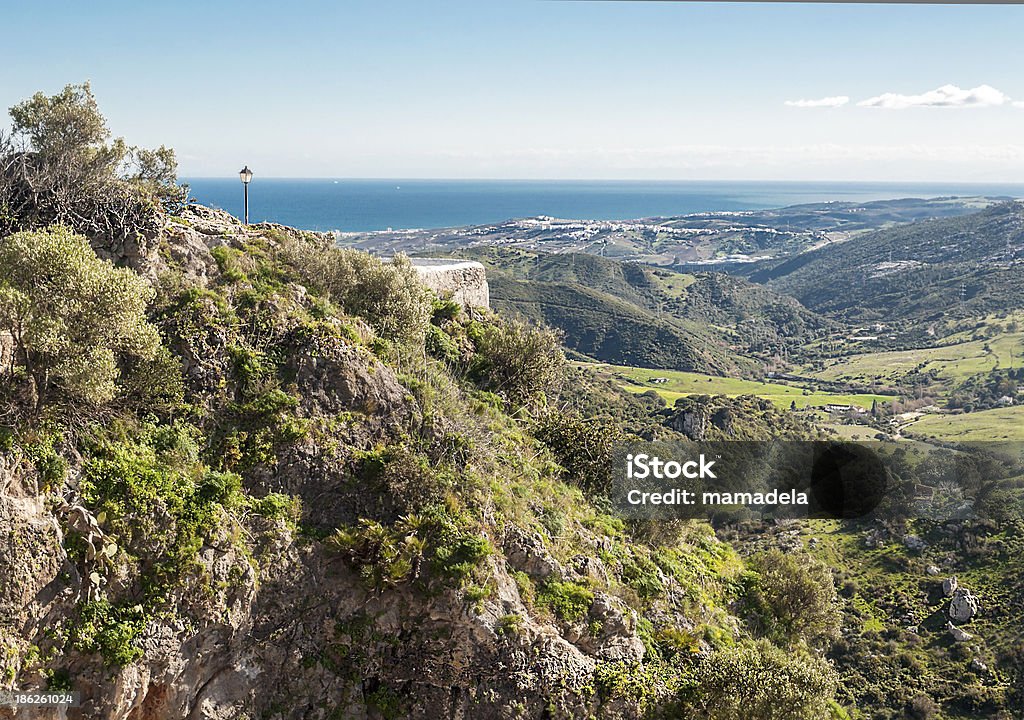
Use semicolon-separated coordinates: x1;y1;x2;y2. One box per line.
185;178;1024;233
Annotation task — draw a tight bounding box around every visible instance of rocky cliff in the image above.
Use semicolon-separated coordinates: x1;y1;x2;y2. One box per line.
1;205;804;720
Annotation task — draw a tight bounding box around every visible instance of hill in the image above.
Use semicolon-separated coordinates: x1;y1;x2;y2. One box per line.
759;202;1024;334
0;203;846;719
440;247;833;374
2;84;1023;720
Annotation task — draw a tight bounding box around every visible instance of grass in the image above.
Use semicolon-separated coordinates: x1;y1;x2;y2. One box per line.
805;331;1024;393
589;362;894;411
820;423;880;441
648;270;698;299
799;516;1024;718
905;405;1024;442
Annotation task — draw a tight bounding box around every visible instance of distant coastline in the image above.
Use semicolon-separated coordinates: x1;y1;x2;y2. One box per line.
185;178;1024;233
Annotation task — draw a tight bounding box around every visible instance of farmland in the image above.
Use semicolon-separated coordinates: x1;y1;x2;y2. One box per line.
589;362;895;410
904;405;1024;442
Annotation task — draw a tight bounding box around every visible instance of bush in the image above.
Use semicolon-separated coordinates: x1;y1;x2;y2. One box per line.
283;243;431;348
0;225;161;408
468;316;566;405
662;641;838;720
329;506;491;588
537;580;594;622
908;694;939;719
533;409;622;496
72;600;147;666
79;429;242;595
742;549;841;650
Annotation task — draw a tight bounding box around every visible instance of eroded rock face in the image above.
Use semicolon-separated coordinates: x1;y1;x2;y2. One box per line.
670;408;708;441
290;339;414;429
504;527;563;580
943;576;958;597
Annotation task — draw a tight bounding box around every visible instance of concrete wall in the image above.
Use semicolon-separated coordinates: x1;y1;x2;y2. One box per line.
408;258;490;309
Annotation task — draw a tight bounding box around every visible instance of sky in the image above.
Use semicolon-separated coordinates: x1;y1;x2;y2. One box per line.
2;0;1024;181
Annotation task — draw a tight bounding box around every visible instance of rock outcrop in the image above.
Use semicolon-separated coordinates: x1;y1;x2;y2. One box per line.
408;258;490;309
949;587;979;623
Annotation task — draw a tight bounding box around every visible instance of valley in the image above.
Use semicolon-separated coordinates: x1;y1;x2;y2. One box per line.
379;199;1024;450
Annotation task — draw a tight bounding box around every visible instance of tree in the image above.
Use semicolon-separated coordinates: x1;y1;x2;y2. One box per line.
9;82;111;160
743;549;841;651
1;83;186;239
0;226;161;408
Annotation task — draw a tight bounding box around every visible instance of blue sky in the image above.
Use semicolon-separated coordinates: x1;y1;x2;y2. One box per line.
3;0;1023;180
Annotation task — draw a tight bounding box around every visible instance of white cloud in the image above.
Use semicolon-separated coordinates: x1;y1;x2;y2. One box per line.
858;84;1010;109
784;96;849;108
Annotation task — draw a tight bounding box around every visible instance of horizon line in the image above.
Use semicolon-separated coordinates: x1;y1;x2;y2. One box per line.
179;176;1024;185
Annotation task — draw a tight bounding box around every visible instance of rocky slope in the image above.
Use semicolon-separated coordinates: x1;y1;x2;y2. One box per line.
1;205;831;719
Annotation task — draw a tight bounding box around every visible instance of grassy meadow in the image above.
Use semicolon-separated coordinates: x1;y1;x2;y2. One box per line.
905;405;1024;442
805;330;1024;394
589;362;895;411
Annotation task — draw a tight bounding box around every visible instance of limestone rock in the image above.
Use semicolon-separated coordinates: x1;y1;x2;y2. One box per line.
925;564;940;576
942;576;958;597
903;534;926;552
504;527;563;580
407;258;490;309
949;587;979;622
947;621;973;643
670;407;708;441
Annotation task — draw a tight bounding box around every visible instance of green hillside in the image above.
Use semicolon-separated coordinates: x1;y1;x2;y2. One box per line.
905;406;1024;442
440;247;833;374
760;202;1024;332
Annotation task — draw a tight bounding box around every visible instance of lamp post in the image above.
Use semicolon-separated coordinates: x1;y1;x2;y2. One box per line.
238;165;253;225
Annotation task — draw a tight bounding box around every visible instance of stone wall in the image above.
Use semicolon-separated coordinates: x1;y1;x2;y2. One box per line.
408;258;490;309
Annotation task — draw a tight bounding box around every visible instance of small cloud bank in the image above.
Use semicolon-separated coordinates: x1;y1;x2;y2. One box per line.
858;84;1011;109
784;96;850;108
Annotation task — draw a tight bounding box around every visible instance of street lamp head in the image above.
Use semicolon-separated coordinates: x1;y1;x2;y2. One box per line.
239;166;253;185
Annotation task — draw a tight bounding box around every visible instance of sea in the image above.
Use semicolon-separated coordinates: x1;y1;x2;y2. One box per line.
185;178;1024;233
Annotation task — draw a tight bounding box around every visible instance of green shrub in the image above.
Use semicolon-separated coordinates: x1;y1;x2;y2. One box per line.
283;243;431;347
19;427;68;487
468;316;566;405
619;553;665;600
426;324;462;366
72;600;147;666
247;493;302;524
742;549;841;650
330;507;491;588
0;225;161;408
537;580;594;623
210;245;247;282
655;626;701;659
497;613;524;636
662;641;838;720
80;430;242;595
533;410;622;496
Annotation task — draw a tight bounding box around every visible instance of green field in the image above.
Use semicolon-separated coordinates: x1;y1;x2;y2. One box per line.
589;363;895;410
905;405;1024;442
806;331;1024;391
